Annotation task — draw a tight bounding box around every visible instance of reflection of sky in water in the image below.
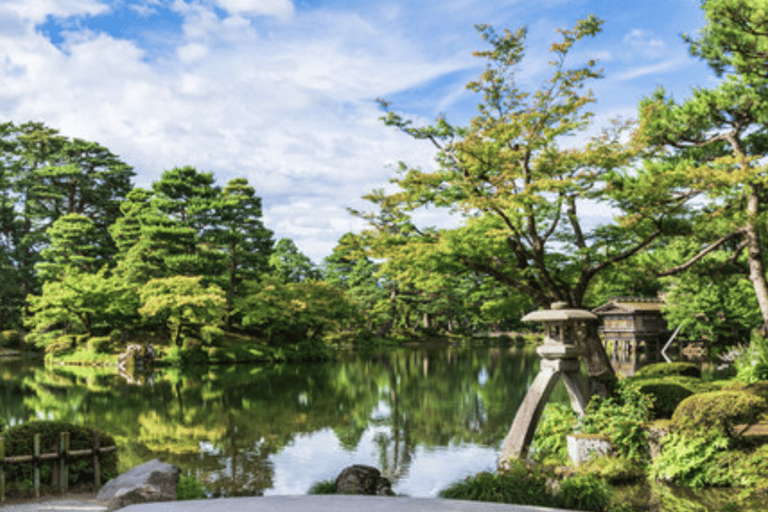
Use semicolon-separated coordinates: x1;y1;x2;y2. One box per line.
266;427;497;497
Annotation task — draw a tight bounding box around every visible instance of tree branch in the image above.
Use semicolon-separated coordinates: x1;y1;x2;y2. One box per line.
658;230;745;277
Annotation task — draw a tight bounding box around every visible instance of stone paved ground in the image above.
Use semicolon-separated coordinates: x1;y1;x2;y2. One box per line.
0;495;576;512
0;492;107;512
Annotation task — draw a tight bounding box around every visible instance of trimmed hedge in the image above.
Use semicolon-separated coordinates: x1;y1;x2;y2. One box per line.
635;362;701;379
672;391;768;436
636;380;695;419
1;421;118;497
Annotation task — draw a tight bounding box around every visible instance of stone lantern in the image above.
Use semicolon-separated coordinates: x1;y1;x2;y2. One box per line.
499;302;596;463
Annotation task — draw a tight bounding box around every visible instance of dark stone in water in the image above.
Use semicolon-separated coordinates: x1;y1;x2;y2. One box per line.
335;464;393;496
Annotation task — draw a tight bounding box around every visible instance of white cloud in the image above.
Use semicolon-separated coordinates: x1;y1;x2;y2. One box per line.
617;58;689;80
0;0;716;262
623;28;664;48
177;42;209;62
2;0;109;24
0;3;456;261
214;0;294;19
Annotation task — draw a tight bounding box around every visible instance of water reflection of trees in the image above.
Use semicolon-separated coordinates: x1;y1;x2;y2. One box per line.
0;346;555;495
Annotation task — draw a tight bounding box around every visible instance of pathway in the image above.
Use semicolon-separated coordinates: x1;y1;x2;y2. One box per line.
1;495;575;512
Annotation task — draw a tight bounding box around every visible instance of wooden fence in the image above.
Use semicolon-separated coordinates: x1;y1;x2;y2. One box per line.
0;429;117;502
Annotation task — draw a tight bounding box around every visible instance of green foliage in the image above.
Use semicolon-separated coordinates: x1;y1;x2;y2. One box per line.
577;381;653;461
237;277;353;345
730;444;768;492
577;456;644;484
177;474;207;500
637;0;768;331
357;14;664;329
634;379;695;420
439;461;612;511
307;479;337;494
661;270;760;348
138;276;227;347
649;431;732;488
635;362;702;379
557;473;611;512
0;121;134;328
734;332;768;383
1;421;118;497
26;268;138;347
0;330;24;349
36;214;102;282
438;461;555;507
531;403;576;465
269;238;320;283
88;336;112;354
671;390;768;437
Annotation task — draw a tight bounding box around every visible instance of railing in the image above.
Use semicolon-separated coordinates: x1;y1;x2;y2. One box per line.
0;429;117;501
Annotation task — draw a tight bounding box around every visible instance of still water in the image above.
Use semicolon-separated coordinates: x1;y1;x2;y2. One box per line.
0;344;570;497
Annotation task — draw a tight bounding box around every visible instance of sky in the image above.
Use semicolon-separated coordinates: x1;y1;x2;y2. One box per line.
0;0;718;263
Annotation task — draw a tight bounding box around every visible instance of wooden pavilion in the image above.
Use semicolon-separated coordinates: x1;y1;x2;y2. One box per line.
592;297;670;373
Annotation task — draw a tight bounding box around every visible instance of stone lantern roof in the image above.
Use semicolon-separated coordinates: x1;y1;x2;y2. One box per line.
522;309;598;323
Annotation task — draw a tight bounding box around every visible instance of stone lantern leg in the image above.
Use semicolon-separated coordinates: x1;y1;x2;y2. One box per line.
499;303;596;464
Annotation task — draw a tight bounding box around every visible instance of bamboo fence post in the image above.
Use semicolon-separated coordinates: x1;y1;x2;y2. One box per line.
92;429;101;489
1;436;5;502
33;433;40;499
56;432;64;493
60;432;69;493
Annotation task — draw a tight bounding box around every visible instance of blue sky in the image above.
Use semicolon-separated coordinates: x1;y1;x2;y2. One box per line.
0;0;715;262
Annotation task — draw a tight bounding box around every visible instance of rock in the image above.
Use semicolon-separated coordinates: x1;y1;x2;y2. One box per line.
97;459;179;511
106;485;164;512
646;421;670;461
567;433;612;466
116;343;156;375
335;464;393;496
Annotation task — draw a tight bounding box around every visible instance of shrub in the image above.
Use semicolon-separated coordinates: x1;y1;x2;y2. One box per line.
576;381;653;461
177;474;206;500
635;380;694;419
438;460;556;507
671;390;768;437
307;479;337;494
0;330;25;349
577;456;644;484
88;336;112;354
557;473;611;512
722;381;768;402
734;332;768;383
635;362;701;379
648;431;732;488
1;421;118;497
45;335;75;355
532;403;577;465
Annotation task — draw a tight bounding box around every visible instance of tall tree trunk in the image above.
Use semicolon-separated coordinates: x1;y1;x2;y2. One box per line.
746;187;768;333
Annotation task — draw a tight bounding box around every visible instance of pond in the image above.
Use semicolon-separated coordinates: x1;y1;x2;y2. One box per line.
0;344;754;510
0;344;569;497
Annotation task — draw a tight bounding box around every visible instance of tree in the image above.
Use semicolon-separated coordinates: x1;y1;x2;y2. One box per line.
36;213;101;282
138;276;227;347
269;238;320;283
322;233;388;333
637;0;768;332
151;166;225;279
0;121;133;322
205;178;274;308
26;268;137;346
355;17;683;383
236;277;352;344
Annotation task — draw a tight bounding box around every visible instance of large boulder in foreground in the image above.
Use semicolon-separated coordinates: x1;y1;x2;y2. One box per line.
97;459;180;511
335;464;393;496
